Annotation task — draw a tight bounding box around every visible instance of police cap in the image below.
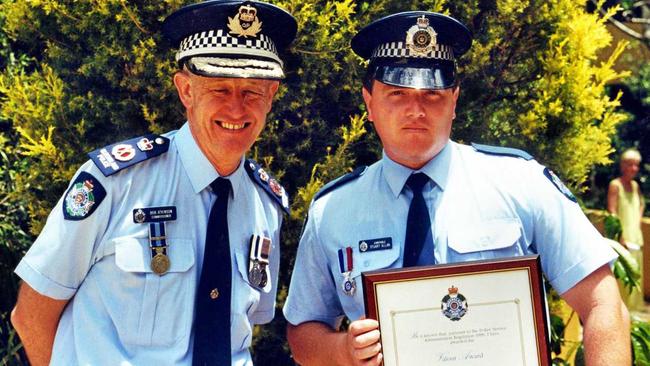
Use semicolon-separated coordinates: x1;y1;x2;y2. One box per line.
352;11;472;90
162;0;297;80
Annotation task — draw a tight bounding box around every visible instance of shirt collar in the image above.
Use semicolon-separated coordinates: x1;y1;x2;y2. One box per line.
382;140;452;198
175;122;246;198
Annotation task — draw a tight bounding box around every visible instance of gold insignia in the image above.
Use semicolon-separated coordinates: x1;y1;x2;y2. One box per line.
405;15;437;56
227;4;263;38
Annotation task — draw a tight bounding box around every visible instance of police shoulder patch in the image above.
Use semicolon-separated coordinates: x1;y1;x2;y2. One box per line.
313;166;368;202
63;171;107;220
471;142;533;161
543;167;577;202
245;159;290;214
88;134;170;177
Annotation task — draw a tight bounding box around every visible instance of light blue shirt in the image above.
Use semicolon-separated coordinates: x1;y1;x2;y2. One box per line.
283;141;616;328
15;123;284;365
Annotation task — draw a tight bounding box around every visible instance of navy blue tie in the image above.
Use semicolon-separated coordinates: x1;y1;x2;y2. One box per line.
403;173;434;267
193;178;232;366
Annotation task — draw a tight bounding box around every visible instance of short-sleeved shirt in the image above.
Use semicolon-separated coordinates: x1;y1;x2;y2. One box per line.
15;122;284;365
283;141;616;328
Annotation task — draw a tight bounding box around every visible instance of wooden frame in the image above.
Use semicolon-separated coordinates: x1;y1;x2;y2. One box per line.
362;255;551;366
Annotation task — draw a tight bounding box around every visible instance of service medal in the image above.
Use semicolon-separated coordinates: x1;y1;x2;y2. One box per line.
342;273;356;296
338;247;356;296
151;252;170;275
249;260;264;288
249;234;272;290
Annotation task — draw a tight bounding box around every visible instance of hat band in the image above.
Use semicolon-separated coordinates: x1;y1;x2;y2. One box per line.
187;57;285;80
371;42;454;60
176;29;281;65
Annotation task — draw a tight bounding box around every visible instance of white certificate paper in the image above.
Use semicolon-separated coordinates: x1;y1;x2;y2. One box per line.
364;256;549;366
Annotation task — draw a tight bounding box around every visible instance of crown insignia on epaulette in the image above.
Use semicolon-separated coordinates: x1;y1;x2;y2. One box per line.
228;4;263;38
406;15;437;56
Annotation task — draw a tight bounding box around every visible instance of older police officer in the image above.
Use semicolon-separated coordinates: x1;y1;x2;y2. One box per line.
11;1;295;365
284;11;630;366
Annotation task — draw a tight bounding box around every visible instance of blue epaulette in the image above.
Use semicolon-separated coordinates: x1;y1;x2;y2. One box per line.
471;142;533;161
313;166;368;202
89;134;170;177
245;159;290;215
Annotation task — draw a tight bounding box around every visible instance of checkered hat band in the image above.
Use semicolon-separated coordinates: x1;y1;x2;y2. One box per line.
371;42;454;60
176;29;281;65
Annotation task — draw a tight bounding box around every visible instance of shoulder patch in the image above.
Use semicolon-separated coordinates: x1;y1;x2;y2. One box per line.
313;166;368;202
543;167;577;203
245;159;290;214
88;134;170;177
63;171;106;220
471;142;533;160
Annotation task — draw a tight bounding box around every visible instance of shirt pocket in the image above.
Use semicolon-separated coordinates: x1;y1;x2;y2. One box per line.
447;218;523;262
112;236;195;347
232;248;265;350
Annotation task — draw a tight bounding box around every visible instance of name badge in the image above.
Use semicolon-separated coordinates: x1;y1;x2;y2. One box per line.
133;206;177;223
359;237;392;252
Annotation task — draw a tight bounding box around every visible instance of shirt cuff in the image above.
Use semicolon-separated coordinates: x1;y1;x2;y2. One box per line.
282;303;339;329
15;260;77;300
549;249;618;295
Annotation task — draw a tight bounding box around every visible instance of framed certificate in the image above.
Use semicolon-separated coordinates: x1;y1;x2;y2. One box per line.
362;255;550;366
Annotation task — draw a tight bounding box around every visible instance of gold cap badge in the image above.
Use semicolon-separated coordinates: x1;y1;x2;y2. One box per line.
228;4;263;38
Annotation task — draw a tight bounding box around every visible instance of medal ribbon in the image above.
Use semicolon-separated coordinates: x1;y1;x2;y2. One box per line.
338;247;354;274
148;222;168;256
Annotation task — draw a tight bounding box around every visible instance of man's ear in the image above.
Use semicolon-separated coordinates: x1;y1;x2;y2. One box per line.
263;80;280;113
173;71;193;109
362;86;374;122
268;80;280;97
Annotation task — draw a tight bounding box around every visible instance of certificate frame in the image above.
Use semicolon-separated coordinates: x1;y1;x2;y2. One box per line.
362;255;551;366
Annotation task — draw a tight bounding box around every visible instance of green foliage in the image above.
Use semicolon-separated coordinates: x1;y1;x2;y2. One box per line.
604;212;623;240
632;318;650;366
0;311;26;366
456;0;629;191
0;0;639;364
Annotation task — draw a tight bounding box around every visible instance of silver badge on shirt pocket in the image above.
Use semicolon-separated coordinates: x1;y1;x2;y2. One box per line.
249;234;272;292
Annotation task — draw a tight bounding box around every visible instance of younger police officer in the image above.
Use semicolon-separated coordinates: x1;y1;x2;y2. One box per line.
11;1;295;365
284;11;630;366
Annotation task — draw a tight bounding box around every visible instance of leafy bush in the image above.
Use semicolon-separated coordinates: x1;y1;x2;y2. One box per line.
0;0;637;364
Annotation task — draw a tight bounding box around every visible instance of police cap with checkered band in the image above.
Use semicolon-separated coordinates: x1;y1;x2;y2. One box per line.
162;0;296;80
352;11;472;90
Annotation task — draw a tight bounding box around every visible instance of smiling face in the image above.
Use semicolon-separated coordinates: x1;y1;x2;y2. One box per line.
173;72;279;175
363;81;459;169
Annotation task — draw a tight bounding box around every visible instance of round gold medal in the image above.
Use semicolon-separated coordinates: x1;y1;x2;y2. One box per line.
151;253;170;275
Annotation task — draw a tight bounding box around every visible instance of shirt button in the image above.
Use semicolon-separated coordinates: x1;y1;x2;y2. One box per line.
210;288;219;299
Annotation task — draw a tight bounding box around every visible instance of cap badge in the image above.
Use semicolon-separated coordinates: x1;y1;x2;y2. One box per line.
405;15;437;56
228;4;263;38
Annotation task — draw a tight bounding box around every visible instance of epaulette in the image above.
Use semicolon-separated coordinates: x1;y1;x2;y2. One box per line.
471;142;533;161
245;159;290;215
89;134;170;177
313;166;368;202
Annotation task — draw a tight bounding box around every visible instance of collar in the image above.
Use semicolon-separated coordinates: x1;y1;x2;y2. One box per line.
175;122;246;198
382;140;452;198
